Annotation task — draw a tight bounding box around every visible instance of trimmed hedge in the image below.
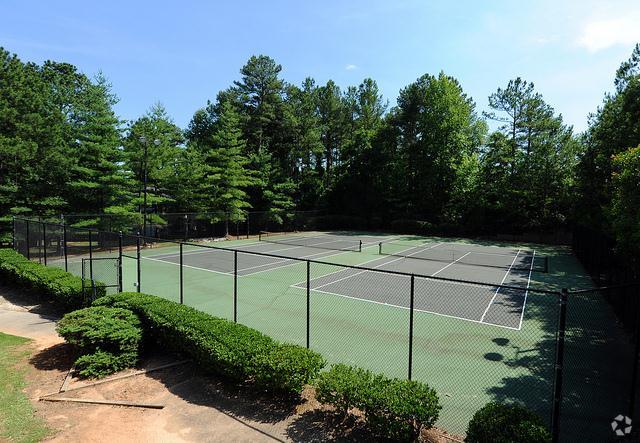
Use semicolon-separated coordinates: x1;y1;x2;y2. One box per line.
0;249;96;311
57;306;142;378
466;402;551;443
316;364;441;441
94;292;325;394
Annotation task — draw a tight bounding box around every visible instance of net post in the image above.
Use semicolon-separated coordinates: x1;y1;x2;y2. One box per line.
378;242;382;255
408;274;415;380
306;260;311;349
179;242;184;304
118;232;123;293
358;240;362;252
63;223;68;272
233;250;238;323
551;288;568;443
136;232;141;293
258;232;262;241
545;256;549;273
88;229;93;281
42;222;47;266
25;219;30;260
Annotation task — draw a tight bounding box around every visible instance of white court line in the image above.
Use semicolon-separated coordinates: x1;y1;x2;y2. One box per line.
288;252;411;288
142;256;232;276
239;246;359;275
309;287;520;331
147;241;303;259
309;243;444;292
517;250;537;330
430;252;472;276
479;249;522;323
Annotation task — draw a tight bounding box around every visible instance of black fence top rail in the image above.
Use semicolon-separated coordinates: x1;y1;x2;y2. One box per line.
16;217;559;295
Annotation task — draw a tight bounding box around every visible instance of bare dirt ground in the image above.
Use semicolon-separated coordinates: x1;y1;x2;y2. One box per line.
0;283;459;443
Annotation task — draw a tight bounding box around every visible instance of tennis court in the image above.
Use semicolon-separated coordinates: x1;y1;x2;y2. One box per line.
41;229;560;435
145;234;541;330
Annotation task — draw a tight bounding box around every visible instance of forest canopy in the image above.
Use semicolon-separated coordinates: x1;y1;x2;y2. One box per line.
2;45;640;256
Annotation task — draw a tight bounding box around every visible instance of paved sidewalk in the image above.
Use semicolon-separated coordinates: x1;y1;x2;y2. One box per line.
0;285;62;348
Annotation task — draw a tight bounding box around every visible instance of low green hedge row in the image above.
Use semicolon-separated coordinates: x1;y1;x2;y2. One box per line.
57;306;143;378
316;364;441;441
0;249;96;311
94;292;325;394
466;402;551;443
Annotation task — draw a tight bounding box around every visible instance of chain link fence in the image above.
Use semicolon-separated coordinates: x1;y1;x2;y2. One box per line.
11;217;640;441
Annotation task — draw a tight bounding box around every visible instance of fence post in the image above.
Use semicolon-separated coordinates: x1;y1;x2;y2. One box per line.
25;219;30;260
136;232;141;293
88;229;93;280
42;222;47;266
118;232;123;293
629;285;640;419
307;260;311;349
408;274;415;380
63;223;68;272
551;289;568;443
233;250;238;322
246;215;250;239
11;216;15;250
179;243;184;304
184;214;188;242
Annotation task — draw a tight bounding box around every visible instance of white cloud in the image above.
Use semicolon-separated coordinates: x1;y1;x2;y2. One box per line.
578;15;640;52
345;64;358;70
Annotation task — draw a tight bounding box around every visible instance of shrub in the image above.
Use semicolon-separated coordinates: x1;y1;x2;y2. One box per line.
57;306;142;378
316;364;441;441
389;219;434;236
74;349;137;378
0;249;97;310
466;402;551;443
308;215;369;230
94;292;325;394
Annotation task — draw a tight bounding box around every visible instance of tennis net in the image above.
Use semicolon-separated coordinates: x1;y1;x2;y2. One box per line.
379;241;548;272
259;231;362;252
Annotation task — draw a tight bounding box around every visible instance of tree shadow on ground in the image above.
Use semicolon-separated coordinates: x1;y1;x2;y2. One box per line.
147;362;298;425
0;283;64;319
29;342;75;371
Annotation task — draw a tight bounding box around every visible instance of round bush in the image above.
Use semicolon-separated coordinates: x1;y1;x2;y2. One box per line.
57;306;142;378
466;402;551;443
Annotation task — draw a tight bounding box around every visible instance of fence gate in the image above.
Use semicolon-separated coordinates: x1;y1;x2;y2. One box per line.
81;257;121;304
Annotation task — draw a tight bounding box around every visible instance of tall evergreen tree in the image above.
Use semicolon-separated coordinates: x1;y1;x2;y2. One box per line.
123;103;184;226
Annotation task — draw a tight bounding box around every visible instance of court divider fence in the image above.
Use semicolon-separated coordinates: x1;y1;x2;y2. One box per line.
11;217;640;442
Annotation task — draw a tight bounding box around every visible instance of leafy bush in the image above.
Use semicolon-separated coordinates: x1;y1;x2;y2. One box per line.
57;306;142;378
308;215;369;230
94;292;325;394
316;364;441;441
0;249;97;310
466;402;551;443
74;349;137;378
389;219;434;236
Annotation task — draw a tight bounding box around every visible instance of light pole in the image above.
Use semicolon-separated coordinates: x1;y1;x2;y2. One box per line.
139;136;160;239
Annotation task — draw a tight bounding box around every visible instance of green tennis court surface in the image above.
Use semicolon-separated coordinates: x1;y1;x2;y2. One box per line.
49;231;614;437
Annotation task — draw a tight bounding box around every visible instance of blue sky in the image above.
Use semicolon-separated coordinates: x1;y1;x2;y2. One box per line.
3;0;640;133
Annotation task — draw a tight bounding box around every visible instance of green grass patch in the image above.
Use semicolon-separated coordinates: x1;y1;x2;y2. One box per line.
0;332;50;443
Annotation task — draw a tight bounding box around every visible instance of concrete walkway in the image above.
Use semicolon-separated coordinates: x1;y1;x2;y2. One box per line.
0;284;62;348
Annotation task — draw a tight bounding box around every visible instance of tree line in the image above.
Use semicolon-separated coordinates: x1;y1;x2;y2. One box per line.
1;45;639;257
